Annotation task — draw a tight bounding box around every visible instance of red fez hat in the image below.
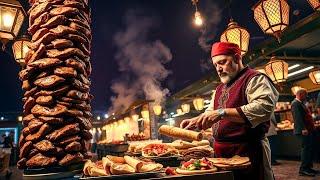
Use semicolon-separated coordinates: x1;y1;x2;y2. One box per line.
211;42;241;58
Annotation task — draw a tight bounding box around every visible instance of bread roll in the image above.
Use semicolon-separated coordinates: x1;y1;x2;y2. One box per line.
110;163;135;175
102;157;113;174
158;125;203;141
83;160;95;176
89;167;109;176
124;156;143;172
140;163;163;172
106;155;126;164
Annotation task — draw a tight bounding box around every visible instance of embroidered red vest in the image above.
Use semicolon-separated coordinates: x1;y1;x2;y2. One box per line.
213;67;270;143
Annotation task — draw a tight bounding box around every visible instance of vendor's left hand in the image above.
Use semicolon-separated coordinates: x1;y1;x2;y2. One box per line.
196;110;221;130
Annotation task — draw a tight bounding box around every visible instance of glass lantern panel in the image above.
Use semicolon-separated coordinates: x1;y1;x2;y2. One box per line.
308;0;320;10
13;10;24;36
254;4;270;32
263;0;281;27
12;40;22;60
225;28;241;48
240;29;250;55
0;5;17;33
281;0;290;25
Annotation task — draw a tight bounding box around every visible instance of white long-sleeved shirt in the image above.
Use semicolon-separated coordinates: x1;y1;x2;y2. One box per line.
206;74;279;127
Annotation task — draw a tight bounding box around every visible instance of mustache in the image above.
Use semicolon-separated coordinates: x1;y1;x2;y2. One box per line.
218;72;228;77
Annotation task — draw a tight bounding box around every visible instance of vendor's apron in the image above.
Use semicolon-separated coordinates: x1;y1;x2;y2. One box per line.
212;67;270;180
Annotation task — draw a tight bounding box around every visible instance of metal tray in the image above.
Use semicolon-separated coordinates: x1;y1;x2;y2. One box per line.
23;163;84;175
80;171;163;179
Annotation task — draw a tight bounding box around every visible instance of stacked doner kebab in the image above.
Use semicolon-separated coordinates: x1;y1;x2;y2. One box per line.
17;0;92;169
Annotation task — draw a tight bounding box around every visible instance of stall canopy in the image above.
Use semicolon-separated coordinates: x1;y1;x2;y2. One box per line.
169;11;320;102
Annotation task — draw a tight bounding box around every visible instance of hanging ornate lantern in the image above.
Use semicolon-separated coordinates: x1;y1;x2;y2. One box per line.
153;105;162;116
181;103;190;113
193;97;204;111
252;0;290;41
0;0;26;50
291;85;302;95
141;110;150;119
265;56;288;83
309;69;320;85
307;0;320;10
220;19;250;55
131;114;139;121
12;35;30;66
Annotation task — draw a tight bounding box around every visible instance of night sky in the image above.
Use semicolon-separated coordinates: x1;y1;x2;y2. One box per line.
0;0;314;114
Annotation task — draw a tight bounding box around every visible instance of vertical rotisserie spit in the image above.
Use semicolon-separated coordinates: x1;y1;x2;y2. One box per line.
17;0;92;169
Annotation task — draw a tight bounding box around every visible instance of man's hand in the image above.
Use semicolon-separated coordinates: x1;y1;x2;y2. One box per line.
302;129;309;136
180;110;221;130
196;111;220;130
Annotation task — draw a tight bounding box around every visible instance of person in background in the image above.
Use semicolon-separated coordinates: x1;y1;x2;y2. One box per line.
0;134;6;145
291;88;318;177
266;113;280;166
316;92;320;115
91;128;97;153
3;131;14;148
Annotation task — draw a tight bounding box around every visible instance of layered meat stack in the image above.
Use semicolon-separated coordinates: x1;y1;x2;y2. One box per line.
17;0;92;169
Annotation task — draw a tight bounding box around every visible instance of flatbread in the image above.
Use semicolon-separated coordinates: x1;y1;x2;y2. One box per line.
207;158;230;165
227;155;250;165
208;155;249;166
124;156;143;172
175;167;218;175
140;162;163;172
110;163;135;175
192;140;210;146
107;155;126;164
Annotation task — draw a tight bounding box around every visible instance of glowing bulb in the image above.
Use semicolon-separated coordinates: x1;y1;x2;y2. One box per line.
3;13;14;28
194;11;203;26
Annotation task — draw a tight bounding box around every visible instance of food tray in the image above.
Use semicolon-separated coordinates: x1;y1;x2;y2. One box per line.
97;144;129;159
80;171;163;179
124;152;142;157
23;163;84;175
143;156;182;167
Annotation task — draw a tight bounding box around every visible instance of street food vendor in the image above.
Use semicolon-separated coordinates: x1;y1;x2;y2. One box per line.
180;42;279;180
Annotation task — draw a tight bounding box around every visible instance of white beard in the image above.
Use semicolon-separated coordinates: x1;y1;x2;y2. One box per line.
219;72;237;84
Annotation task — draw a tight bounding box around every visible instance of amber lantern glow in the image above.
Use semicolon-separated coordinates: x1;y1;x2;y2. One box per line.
176;108;183;115
153;105;162;116
252;0;290;40
265;57;288;83
291;86;302;95
141;110;150;119
220;19;250;55
309;69;320;85
131;114;139;121
193;97;204;111
181;103;190;113
0;0;26;50
307;0;320;10
12;35;30;66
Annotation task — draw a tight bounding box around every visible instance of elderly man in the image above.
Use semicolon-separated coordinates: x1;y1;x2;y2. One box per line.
291;88;317;176
181;42;278;180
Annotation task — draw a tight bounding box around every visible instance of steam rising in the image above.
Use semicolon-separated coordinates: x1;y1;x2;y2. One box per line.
108;10;172;114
